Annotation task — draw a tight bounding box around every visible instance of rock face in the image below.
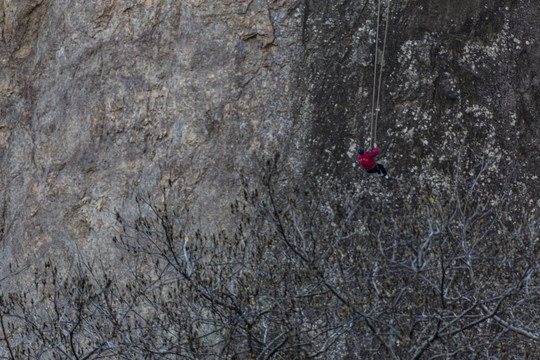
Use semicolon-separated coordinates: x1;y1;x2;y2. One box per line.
1;0;302;263
299;0;540;185
1;0;539;267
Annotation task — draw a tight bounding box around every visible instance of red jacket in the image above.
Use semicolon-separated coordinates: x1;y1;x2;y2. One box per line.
358;148;378;170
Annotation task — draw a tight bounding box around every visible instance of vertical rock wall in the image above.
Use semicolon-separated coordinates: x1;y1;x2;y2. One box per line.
0;0;304;264
298;0;540;191
1;0;539;269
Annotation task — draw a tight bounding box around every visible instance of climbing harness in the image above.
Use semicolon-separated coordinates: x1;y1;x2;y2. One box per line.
369;0;391;149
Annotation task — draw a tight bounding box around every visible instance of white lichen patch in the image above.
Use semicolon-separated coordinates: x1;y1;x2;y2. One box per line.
458;13;528;76
347;141;359;160
508;111;517;127
396;35;437;94
465;103;494;120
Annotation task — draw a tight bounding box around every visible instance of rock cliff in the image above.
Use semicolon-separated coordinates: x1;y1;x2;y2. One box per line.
1;0;539;273
1;0;540;358
1;0;303;264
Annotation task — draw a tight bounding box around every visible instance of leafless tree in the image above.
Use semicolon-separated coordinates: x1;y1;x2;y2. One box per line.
0;156;538;359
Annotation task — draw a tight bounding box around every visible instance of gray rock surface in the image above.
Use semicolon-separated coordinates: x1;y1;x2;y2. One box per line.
1;0;302;265
1;0;539;268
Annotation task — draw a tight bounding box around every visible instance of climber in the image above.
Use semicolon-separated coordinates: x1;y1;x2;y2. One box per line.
358;144;389;179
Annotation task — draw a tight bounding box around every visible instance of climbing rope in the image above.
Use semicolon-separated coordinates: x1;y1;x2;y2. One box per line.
369;0;381;149
369;0;391;149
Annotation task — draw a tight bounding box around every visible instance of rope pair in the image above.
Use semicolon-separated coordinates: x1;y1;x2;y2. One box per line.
369;0;391;149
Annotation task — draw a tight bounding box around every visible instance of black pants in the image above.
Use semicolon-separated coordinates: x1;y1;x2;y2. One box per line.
366;163;387;176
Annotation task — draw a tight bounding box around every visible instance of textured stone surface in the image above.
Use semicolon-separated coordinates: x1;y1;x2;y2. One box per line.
1;0;303;264
298;0;540;182
1;0;539;268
